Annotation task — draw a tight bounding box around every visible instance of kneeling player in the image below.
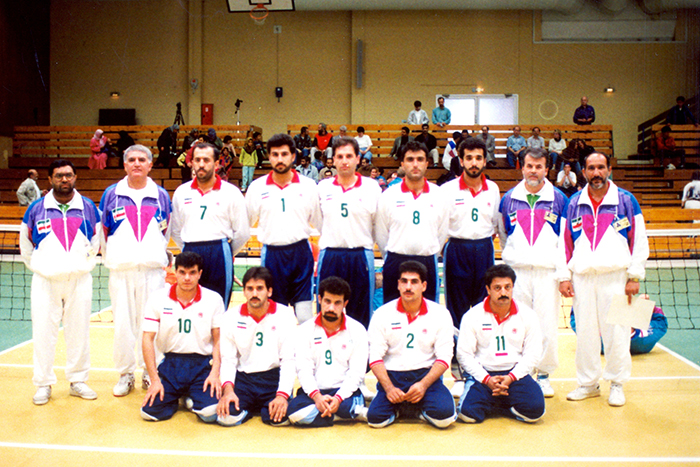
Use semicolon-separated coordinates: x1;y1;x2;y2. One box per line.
367;261;456;429
217;267;297;426
288;276;369;426
456;264;545;424
140;251;224;422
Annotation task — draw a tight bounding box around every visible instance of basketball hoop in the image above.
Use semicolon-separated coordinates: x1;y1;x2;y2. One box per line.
250;4;268;25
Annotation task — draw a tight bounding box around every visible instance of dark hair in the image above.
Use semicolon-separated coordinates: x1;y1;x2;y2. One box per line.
357;126;365;133
583;151;610;169
677;96;685;103
484;264;516;288
458;137;487;159
421;123;429;130
399;260;428;283
438;96;445;101
521;147;548;164
242;266;274;289
401;126;410;133
223;135;233;143
175;251;204;271
301;126;308;133
192;141;220;159
661;125;672;133
318;276;352;302
300;154;310;162
414;100;422;107
252;131;261;139
398;140;429;162
452;131;461;139
533;126;541;132
266;133;296;154
48;159;75;178
332;136;359;156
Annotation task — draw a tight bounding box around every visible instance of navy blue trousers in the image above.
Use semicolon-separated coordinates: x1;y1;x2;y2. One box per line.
183;239;233;307
444;237;494;326
261;240;314;306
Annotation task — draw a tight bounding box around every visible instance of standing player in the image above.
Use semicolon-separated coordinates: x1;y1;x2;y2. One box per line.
456;265;545;424
317;136;382;328
288;276;369;426
245;134;321;323
20;160;101;405
100;145;172;396
171;142;249;307
367;261;456;429
498;147;568;397
140;251;224;422
216;267;297;426
559;152;649;407
375;141;449;304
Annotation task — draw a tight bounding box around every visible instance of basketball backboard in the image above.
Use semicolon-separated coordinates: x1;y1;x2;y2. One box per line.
227;0;295;12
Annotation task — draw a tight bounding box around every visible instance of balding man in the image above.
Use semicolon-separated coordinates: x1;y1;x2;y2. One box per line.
573;96;595;125
17;169;42;206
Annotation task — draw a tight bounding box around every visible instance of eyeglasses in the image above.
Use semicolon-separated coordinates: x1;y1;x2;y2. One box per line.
52;173;75;180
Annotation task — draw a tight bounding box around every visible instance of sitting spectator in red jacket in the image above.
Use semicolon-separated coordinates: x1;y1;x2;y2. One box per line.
654;125;686;170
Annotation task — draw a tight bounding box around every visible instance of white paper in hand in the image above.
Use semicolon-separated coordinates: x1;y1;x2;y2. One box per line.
606;295;655;330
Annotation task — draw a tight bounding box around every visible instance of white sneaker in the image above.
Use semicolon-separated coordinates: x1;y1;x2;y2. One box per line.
113;373;135;397
69;382;97;400
608;383;626;407
354;405;369;422
666;163;676;170
360;382;376;402
566;384;601;401
142;373;151;390
33;386;52;405
537;375;555;398
451;380;465;398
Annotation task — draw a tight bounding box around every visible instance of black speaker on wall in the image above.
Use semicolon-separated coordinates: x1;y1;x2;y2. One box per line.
99;109;136;126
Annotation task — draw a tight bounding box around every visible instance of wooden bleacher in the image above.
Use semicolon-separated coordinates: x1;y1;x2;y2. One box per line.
650;124;700;160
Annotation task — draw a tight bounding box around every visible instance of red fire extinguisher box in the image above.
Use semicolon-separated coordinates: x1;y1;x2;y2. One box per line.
201;104;213;125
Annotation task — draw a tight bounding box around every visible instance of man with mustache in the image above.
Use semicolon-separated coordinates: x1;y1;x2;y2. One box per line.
367;261;456;428
456;264;545;424
245;134;321;323
171;142;250;308
498;147;569;398
559;152;649;407
217;267;297;426
288;276;369;426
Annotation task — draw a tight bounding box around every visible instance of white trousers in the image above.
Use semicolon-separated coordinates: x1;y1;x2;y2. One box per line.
572;270;632;386
109;267;165;375
512;266;560;375
31;272;92;387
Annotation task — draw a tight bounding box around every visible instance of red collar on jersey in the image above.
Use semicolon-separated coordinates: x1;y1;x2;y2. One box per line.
459;173;488;197
266;170;300;189
191;174;222;195
397;297;428;324
332;173;362;192
314;311;347;338
483;297;518;325
400;179;430;200
241;299;278;323
169;284;202;309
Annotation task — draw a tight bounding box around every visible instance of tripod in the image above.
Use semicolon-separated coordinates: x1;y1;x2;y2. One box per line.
174;102;185;126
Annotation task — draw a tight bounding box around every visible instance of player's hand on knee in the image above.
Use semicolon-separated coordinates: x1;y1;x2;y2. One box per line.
405;381;427;403
269;396;288;423
217;389;239;417
142;379;164;408
385;386;406;404
327;396;341;415
313;393;333;417
203;373;222;399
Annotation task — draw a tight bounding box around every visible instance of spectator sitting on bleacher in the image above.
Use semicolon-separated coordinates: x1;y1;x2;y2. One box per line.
527;127;545;151
548;129;566;171
442;131;462;171
506;126;527;169
555;162;579;198
414;124;439;167
573;96;595;125
654;125;686;170
370;166;388;191
207;128;223;150
357;157;373;177
16;169;42;206
387;167;405;187
319;154;337;179
294;126;312;164
557;139;580;173
407;100;429;125
390;126;414;161
355;126;373;162
88;129;109;170
666;96;698;126
575;139;594;171
223;135;237;160
311;123;333;170
156;124;178;167
432;96;451;128
182;129;199;153
475;126;496;167
297;154;319;183
252;131;266;169
116;131;135;168
682;171;700;210
217;145;235;182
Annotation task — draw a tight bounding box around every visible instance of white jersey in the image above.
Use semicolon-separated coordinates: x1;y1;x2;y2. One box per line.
456;298;542;383
375;179;449;256
317;174;381;250
219;301;298;398
170;176;250;254
295;313;369;401
245;171;321;246
443;175;500;240
143;285;224;356
369;298;453;372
